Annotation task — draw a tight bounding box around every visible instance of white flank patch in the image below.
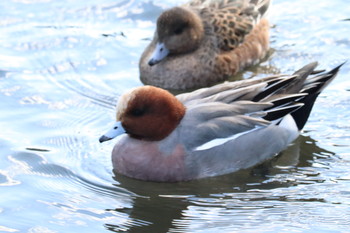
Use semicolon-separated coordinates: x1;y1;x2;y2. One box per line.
278;114;299;141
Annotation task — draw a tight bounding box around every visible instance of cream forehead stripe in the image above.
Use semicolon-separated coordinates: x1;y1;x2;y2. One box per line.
116;87;139;120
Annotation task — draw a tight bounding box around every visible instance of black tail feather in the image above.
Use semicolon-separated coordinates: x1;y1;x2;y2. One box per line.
253;62;320;102
267;93;306;110
257;62;345;130
291;62;344;130
291;94;319;130
264;103;304;121
252;76;296;101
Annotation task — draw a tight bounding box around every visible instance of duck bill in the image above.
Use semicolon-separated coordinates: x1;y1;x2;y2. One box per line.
99;121;126;143
148;42;169;66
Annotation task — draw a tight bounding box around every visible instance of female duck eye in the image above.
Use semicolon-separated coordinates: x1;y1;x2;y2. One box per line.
174;27;183;35
173;22;188;35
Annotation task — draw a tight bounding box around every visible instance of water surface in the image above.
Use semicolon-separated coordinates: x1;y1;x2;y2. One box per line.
0;0;350;232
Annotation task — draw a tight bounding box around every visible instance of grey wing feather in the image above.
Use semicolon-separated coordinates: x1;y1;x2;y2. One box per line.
176;61;343;150
177;79;267;104
178;101;271;150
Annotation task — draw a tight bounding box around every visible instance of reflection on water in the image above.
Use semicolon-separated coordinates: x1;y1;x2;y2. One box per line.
0;0;350;232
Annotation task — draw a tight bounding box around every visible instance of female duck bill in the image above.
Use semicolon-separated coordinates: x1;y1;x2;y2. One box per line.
148;42;169;66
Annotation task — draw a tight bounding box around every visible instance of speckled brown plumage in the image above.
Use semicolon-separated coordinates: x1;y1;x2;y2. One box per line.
139;0;271;90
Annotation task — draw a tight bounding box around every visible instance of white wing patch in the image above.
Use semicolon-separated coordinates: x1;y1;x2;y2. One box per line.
194;126;262;151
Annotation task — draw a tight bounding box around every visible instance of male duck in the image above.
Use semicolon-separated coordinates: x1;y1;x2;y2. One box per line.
139;0;271;90
101;62;343;182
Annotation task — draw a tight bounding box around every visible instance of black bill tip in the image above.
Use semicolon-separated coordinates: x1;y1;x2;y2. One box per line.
148;59;159;66
99;135;112;143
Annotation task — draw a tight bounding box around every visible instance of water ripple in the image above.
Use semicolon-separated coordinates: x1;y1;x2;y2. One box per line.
1;0;350;232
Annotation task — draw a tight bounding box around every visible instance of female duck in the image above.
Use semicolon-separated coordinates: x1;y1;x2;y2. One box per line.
139;0;271;90
101;63;343;182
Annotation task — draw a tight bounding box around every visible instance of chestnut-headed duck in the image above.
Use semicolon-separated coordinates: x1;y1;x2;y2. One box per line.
100;62;343;182
139;0;271;90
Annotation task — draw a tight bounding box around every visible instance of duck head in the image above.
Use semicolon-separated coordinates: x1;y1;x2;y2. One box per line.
148;7;204;66
99;86;186;142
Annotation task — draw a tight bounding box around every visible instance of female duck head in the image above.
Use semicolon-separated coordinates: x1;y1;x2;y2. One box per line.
148;7;204;66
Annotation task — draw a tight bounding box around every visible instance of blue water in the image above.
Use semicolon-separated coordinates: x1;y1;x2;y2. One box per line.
0;0;350;232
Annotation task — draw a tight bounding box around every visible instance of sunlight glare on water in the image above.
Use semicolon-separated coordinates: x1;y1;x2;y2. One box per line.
0;0;350;232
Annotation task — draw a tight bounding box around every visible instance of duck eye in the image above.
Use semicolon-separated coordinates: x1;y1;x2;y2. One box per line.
174;27;184;35
173;22;188;35
130;108;145;117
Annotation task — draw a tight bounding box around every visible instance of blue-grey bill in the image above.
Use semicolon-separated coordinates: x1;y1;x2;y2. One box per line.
148;42;169;66
99;121;126;143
